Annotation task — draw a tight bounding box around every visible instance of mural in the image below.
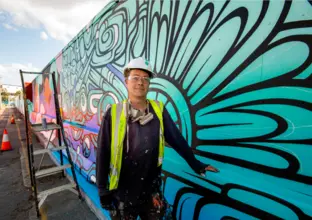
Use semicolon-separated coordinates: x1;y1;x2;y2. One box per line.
28;0;312;219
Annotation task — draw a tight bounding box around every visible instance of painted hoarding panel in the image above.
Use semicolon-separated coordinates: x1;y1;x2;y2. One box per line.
29;0;312;219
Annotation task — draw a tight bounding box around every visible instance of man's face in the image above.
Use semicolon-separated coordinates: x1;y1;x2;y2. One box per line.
125;69;150;99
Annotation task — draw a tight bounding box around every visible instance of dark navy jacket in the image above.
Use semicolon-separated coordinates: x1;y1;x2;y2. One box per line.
96;103;206;206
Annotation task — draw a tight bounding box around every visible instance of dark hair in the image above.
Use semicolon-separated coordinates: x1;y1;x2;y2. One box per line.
124;68;131;78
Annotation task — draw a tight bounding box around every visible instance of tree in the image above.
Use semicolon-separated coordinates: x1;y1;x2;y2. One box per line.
1;91;9;103
14;90;21;96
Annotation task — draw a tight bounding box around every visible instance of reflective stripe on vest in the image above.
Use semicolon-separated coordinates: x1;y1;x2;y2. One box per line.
109;99;164;190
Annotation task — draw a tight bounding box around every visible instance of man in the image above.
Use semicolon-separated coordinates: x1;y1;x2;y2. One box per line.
96;57;219;219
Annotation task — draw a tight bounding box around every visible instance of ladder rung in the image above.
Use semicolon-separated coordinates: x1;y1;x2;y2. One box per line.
38;183;76;200
35;164;71;179
33;146;66;155
31;123;61;132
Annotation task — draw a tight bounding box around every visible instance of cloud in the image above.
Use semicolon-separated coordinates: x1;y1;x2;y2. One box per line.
40;31;48;40
0;63;40;92
0;10;10;24
0;0;111;44
2;23;18;31
0;10;7;22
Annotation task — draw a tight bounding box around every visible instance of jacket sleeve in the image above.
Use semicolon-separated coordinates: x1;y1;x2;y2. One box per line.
96;107;113;207
163;108;207;174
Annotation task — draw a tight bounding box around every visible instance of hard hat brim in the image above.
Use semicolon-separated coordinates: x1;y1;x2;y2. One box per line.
124;68;155;78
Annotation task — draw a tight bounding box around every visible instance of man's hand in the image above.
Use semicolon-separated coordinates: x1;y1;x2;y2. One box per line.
205;165;219;172
152;193;164;210
200;165;219;177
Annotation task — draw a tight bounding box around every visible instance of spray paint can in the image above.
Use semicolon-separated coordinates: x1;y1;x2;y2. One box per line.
42;117;47;129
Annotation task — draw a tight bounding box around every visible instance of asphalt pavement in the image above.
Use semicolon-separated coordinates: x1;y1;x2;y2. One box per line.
0;107;33;220
0;107;99;220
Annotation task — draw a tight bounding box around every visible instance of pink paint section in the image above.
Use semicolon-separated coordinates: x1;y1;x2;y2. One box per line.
85;114;99;130
64;124;97;167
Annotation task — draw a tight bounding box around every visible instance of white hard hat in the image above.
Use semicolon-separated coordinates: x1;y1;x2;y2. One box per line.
123;57;155;78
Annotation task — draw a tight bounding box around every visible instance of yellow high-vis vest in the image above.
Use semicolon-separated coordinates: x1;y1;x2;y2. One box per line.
109;99;164;190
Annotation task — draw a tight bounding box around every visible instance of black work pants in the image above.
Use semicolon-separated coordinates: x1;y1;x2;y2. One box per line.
110;196;170;220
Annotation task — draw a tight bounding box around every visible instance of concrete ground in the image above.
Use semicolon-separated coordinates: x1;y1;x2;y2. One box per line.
0;107;32;220
0;107;98;220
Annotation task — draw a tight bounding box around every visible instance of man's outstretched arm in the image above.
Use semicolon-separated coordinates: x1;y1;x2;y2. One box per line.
163;108;219;174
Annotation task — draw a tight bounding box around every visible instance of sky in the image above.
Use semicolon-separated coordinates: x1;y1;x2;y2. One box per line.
0;0;110;92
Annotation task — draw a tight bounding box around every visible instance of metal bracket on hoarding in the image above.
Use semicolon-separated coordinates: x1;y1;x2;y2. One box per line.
19;70;50;75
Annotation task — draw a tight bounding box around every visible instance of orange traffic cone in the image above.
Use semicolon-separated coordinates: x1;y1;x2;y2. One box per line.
1;129;12;151
10;115;15;124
